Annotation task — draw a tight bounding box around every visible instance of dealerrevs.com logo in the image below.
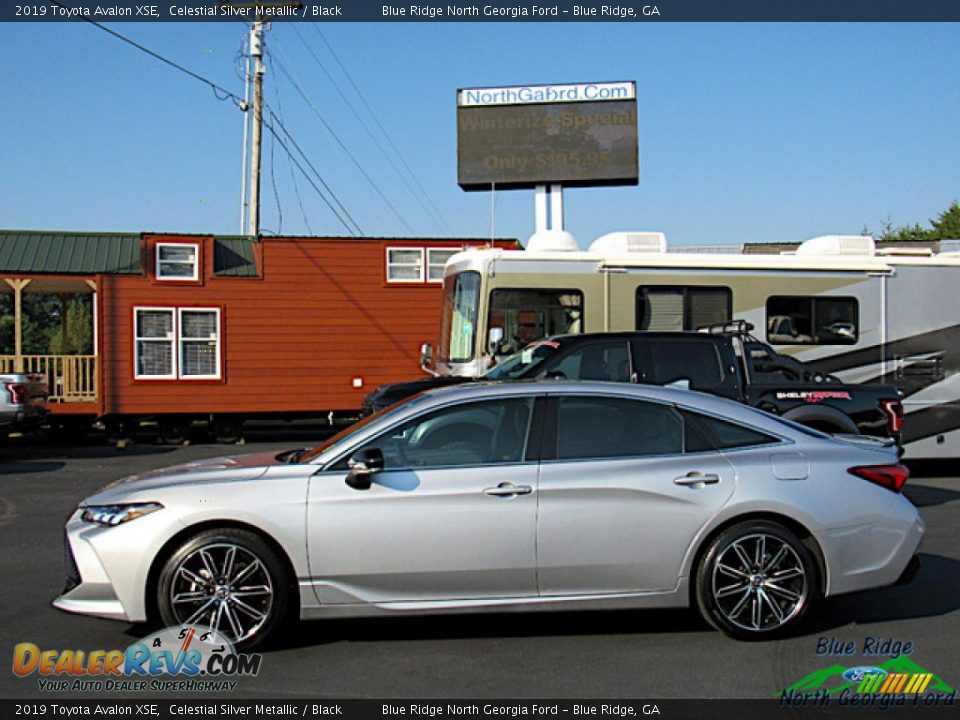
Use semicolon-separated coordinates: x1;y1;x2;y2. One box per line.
12;626;262;692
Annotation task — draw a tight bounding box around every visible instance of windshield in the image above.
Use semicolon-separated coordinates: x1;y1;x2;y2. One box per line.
438;271;481;364
484;341;562;380
297;394;429;464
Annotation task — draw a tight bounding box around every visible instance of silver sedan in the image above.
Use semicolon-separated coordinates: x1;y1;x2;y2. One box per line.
55;381;924;646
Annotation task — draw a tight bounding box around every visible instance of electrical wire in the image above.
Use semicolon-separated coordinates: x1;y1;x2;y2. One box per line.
266;108;364;235
289;25;451;236
270;54;416;234
46;0;245;109
268;54;313;235
309;25;454;235
263;116;362;236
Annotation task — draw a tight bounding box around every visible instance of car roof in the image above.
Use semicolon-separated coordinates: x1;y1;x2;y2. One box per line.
545;331;726;344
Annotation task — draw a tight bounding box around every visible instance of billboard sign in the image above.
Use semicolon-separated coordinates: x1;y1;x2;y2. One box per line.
457;81;638;191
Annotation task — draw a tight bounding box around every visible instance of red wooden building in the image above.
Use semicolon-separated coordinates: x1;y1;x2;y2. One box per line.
0;230;515;440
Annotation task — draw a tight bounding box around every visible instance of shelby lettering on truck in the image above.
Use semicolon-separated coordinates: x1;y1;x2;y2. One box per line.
12;626;261;692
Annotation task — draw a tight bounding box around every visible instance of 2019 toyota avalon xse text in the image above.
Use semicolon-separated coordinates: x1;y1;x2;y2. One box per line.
55;382;923;647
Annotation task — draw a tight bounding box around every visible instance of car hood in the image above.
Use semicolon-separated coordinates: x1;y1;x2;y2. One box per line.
364;375;474;410
86;449;289;501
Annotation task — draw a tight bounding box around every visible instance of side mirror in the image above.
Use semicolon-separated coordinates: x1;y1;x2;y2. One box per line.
420;343;436;376
345;447;384;490
488;327;505;354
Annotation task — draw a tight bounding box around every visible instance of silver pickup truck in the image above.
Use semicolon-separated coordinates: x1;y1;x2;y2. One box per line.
0;373;48;438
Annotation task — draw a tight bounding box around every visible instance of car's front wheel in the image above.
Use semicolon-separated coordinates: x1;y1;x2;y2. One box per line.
157;528;292;650
695;520;819;640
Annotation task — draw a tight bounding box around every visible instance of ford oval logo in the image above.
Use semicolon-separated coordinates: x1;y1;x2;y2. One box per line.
843;666;887;682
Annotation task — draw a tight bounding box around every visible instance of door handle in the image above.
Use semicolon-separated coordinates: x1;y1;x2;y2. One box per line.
674;472;721;486
484;483;533;497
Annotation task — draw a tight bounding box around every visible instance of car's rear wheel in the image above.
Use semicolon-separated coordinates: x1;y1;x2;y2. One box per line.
157;528;291;650
695;520;819;640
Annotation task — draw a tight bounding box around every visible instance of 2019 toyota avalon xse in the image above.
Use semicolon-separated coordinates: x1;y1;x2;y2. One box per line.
55;381;923;647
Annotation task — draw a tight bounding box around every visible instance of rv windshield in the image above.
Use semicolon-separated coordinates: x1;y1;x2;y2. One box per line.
484;341;561;380
438;270;481;364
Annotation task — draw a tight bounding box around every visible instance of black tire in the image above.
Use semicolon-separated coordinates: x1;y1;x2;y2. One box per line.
212;417;244;444
695;520;819;640
159;417;189;445
157;528;293;650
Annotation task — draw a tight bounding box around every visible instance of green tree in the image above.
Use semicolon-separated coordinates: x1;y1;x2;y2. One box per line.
48;297;94;355
930;200;960;240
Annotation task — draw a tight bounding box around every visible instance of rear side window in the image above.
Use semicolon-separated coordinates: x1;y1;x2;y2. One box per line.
543;341;631;382
554;396;684;459
636;339;725;389
682;410;781;452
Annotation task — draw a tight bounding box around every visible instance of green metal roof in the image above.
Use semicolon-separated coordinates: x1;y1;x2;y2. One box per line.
213;236;258;277
0;231;142;274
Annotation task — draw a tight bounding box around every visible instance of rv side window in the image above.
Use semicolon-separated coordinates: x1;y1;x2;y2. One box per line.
487;289;583;356
766;296;858;345
636;286;732;331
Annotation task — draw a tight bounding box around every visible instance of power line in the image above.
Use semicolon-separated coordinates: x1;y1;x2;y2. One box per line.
266;108;364;235
269;52;416;235
268;54;313;235
263;112;363;236
290;25;452;235
46;0;245;109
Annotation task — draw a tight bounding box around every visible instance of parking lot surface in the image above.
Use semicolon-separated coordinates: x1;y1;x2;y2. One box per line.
2;433;958;699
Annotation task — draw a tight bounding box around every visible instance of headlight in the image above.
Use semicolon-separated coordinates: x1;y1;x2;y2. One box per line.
80;502;163;527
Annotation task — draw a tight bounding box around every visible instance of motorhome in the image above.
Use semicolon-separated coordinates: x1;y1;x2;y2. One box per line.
431;231;960;459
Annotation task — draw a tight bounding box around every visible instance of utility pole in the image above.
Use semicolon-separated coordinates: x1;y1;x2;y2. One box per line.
248;20;265;238
223;3;301;238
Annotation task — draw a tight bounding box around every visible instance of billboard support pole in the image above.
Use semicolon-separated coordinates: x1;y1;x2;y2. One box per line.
535;184;565;233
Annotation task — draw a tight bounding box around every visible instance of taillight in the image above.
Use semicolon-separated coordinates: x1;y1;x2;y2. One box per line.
4;382;26;404
848;464;910;494
881;399;903;434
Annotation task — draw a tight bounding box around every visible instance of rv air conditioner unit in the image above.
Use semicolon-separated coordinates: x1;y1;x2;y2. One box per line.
526;229;579;253
588;232;667;254
795;235;876;256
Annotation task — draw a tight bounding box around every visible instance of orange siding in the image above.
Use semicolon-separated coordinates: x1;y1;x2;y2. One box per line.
98;235;511;416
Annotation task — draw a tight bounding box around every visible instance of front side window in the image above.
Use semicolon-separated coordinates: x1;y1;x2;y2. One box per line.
766;296;858;345
386;248;424;282
636;286;732;331
135;307;220;379
554;396;683;460
156;243;199;281
488;288;583;357
438;271;481;363
348;397;533;470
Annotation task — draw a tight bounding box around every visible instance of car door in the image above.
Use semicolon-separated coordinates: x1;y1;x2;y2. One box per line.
306;396;541;605
536;393;737;595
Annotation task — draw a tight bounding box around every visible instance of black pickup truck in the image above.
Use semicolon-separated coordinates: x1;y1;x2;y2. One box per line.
363;323;904;443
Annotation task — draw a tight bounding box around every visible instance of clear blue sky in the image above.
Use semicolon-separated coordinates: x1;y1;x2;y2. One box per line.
3;21;959;248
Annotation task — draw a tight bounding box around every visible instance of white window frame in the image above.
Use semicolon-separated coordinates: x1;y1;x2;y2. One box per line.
134;306;221;380
178;308;222;379
134;307;176;380
427;248;460;283
386;247;425;283
156;242;199;281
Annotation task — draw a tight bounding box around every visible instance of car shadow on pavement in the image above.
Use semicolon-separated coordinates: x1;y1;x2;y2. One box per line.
0;460;66;475
903;483;960;508
274;607;709;650
803;552;960;634
0;444;177;463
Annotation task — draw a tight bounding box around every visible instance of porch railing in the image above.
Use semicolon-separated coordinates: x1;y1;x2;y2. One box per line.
0;355;98;403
